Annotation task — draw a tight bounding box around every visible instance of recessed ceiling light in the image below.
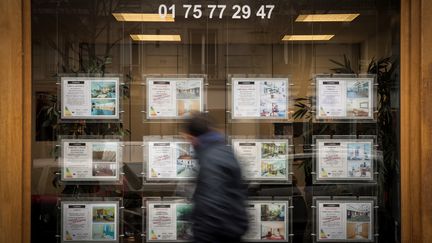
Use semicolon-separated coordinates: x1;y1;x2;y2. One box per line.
113;13;174;22
130;34;181;42
282;35;335;41
296;14;360;22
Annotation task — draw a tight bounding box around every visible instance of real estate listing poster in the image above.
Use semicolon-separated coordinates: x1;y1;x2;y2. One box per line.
147;202;193;241
62;139;120;182
243;201;288;241
61;77;120;119
317;201;373;241
316;78;373;119
148;142;175;178
233;139;289;181
148;200;287;242
147;140;198;180
147;78;203;119
317;139;373;181
62;201;118;242
232;78;288;119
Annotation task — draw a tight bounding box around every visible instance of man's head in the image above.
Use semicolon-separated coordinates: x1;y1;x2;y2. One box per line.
184;112;213;137
183;112;214;145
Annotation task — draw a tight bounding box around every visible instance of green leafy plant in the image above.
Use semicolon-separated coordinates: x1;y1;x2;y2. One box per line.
330;55;400;190
292;96;330;185
293;55;399;193
292;97;314;185
36;0;134;142
329;55;356;74
35;0;133;187
293;97;314;121
329;55;400;242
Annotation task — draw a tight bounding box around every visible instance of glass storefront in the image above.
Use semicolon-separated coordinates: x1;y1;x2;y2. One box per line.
31;0;401;242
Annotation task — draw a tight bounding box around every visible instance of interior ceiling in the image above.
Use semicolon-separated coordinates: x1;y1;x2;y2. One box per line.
31;0;398;45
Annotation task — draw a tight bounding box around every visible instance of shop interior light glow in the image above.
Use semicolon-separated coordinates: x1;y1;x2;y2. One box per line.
113;13;174;22
130;34;181;42
296;13;360;22
282;35;335;41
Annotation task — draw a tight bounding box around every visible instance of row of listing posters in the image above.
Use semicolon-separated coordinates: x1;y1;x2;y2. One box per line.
147;201;289;242
58;138;373;183
232;78;288;119
62;201;118;242
60;76;374;121
232;139;289;180
316;78;374;119
61;77;120;119
147;78;204;119
316;139;373;181
146;141;198;180
61;139;121;182
61;199;374;242
317;200;374;241
145;138;289;181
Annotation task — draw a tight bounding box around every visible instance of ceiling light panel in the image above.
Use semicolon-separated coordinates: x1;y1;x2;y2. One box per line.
296;14;360;22
130;34;181;42
282;35;335;41
113;13;174;22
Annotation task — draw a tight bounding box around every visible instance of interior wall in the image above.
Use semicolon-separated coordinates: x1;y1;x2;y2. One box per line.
360;29;394;71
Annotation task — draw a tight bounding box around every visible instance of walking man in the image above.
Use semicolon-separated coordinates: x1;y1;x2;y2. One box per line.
184;113;249;243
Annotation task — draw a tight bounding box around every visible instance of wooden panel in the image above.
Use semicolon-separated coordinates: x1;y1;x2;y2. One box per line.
420;1;432;242
401;0;432;242
401;1;420;242
0;0;24;242
23;0;32;242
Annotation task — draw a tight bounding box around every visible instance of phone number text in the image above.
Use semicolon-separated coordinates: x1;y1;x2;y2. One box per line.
158;4;275;20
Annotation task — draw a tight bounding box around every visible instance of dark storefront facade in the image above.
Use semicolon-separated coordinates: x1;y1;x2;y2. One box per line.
0;0;431;242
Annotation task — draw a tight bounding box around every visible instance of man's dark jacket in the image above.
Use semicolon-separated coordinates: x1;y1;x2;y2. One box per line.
191;131;249;239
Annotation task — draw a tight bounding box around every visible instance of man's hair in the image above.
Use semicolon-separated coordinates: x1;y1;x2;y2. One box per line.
184;112;214;137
